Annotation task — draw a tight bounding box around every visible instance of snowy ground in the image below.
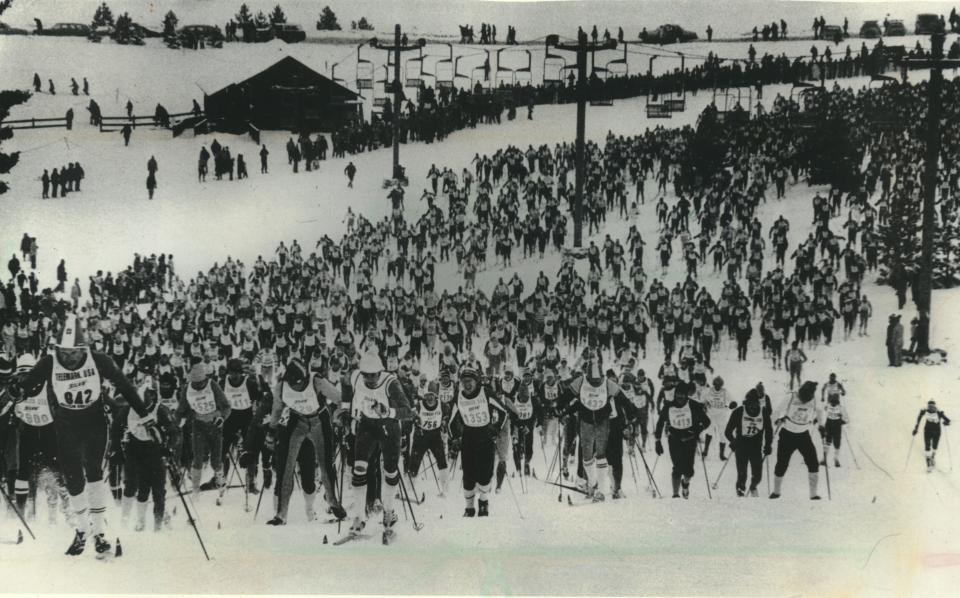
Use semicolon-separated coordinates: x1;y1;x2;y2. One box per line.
2;32;960;597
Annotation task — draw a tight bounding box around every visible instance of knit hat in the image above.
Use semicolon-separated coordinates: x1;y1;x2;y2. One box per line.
798;381;818;402
227;358;244;374
189;363;207;384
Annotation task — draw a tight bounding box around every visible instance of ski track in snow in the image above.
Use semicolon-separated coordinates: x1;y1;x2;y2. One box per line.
2;34;960;596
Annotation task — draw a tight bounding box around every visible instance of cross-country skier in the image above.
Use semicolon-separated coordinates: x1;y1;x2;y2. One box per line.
821;392;849;467
267;357;346;525
724;388;772;496
340;352;413;541
177;363;230;499
654;380;710;498
448;365;505;516
219;358;263;493
913;400;951;472
406;380;450;496
769;381;824;499
12;314;156;557
701;376;732;460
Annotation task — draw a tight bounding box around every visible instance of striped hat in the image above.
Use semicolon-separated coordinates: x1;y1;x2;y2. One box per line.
56;315;86;349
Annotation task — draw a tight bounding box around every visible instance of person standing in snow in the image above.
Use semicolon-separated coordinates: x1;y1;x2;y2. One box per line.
913;400;951;471
654;380;710;499
770;381;824;500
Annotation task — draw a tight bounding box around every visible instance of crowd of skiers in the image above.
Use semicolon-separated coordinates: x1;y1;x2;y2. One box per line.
2;64;959;551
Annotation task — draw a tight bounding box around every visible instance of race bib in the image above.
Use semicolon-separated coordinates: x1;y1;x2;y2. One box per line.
458;393;490;428
224;382;252;411
515;400;533;420
438;384;455;404
15;390;53;427
741;413;763;437
543;384;558;402
186;385;217;416
668;404;692;430
51;350;101;411
420;404;442;431
579;382;607;411
281;382;320;416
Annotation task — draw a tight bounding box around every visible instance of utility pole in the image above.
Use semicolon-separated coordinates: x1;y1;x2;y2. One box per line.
371;25;424;181
548;32;617;247
905;30;960;355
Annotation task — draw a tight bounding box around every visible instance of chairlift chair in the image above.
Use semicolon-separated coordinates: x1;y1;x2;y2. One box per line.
405;48;424;89
663;53;687;112
454;55;471;88
515;50;533;86
543;46;566;87
435;43;454;89
373;65;390;109
495;48;516;88
645;56;671;118
356;44;374;90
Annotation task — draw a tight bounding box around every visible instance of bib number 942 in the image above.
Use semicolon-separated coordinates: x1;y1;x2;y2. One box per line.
62;389;94;407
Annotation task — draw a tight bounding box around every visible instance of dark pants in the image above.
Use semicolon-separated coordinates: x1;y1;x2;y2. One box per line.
407;428;447;475
461;426;495;492
606;417;624;490
774;429;819;476
668;435;697;479
55;412;108;496
222;409;253;477
122;439;166;518
734;438;763;492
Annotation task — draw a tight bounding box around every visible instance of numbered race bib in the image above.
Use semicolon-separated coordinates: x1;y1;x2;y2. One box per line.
158;392;179;413
543;384;559;403
127;405;158;442
579;381;607;411
458;392;491;428
515;399;533;420
825;403;843;420
420;403;442;431
15;387;53;427
786;401;814;426
353;375;392;419
741;413;763;437
51;349;102;411
224;379;252;410
668;404;693;430
186;385;217;416
438;384;456;404
281;381;320;416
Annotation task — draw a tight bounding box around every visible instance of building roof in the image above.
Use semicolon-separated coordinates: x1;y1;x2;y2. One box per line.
207;53;359;101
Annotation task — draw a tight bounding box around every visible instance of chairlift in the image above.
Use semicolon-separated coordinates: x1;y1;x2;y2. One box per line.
543;45;566;87
373;65;390;109
645;56;671;119
405;48;424;89
515;50;533;86
791;83;826;129
868;75;903;131
331;63;346;86
495;48;516;87
712;85;751;126
454;55;471;87
471;49;492;92
605;42;628;77
356;44;374;90
663;53;687;112
435;43;454;89
589;66;613;106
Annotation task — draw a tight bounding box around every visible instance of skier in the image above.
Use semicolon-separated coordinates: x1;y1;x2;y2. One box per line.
340;352;413;541
113;381;180;531
405;380;450;496
266;357;345;525
178;363;230;498
783;340;807;390
821;392;849;467
345;161;357;188
724;388;773;496
701;376;731;460
503;368;537;479
13;314;156;557
770;381;824;499
654;380;710;498
218;358;262;493
448;365;505;516
913;400;951;471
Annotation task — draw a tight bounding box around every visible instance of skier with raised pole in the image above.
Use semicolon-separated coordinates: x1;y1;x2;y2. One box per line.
913;400;951;472
11;314;157;557
338;351;413;543
654;380;710;498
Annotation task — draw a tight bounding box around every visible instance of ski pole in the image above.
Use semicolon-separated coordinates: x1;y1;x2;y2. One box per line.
253;480;267;521
904;432;917;472
395;468;423;531
164;457;210;560
821;440;832;500
504;474;524;519
765;454;771;494
627;448;641;493
633;437;661;498
844;429;861;470
946;429;953;472
336;441;347;534
424;451;442;494
711;455;731;490
226;448;248;512
698;439;713;500
0;482;35;540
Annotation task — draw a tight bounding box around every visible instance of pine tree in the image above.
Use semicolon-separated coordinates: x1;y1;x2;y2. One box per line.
0;1;29;195
270;5;286;25
254;10;268;27
357;17;374;31
236;3;252;24
317;6;341;31
92;1;114;28
162;10;178;38
114;12;132;40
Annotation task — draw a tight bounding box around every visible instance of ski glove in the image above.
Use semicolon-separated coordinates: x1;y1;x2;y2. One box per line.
655;439;663;456
213;416;224;428
912;428;918;436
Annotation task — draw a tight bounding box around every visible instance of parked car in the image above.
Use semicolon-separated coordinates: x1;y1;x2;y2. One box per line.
130;23;162;38
820;25;843;42
915;13;943;35
252;24;275;42
859;20;882;38
642;24;698;45
884;19;907;36
0;22;29;35
36;23;90;37
274;23;306;43
178;24;224;48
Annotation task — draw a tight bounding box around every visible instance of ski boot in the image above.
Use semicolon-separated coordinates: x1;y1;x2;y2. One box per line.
94;534;112;557
611;488;626;500
833;458;841;467
748;488;759;498
330;503;347;521
680;477;690;499
65;529;87;556
266;515;286;526
478;500;489;517
382;509;397;544
592;490;606;503
463;507;476;517
199;476;220;492
736;488;745;497
524;463;531;477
